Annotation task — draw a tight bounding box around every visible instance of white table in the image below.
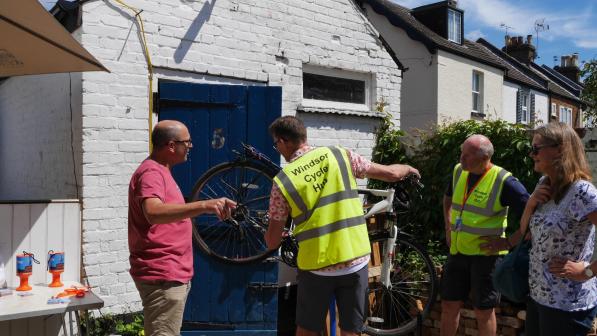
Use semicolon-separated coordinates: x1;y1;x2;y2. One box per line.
0;281;103;336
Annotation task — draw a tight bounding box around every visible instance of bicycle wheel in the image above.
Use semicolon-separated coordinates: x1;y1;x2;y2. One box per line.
364;234;438;335
190;160;278;264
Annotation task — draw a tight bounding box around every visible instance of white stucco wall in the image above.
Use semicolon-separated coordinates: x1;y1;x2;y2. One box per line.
0;74;82;200
502;81;519;124
503;82;549;125
532;89;549;125
361;3;438;133
437;50;503;123
76;0;402;312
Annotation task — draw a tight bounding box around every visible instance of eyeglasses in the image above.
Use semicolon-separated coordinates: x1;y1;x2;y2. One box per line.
272;138;283;152
173;139;192;147
529;143;557;156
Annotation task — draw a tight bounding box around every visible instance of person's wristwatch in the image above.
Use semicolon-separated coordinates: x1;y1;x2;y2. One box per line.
584;265;594;279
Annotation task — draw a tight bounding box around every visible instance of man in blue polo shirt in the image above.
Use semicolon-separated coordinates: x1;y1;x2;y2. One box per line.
441;134;529;336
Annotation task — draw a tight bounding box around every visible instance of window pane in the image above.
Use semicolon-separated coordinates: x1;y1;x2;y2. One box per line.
448;10;462;43
448;10;454;41
472;93;479;112
455;12;462;43
522;108;527;122
303;73;365;104
472;73;479;91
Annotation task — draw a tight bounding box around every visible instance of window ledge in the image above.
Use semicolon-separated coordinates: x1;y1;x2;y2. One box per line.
470;112;486;119
297;105;386;118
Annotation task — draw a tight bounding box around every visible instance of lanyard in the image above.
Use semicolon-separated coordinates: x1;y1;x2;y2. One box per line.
459;166;492;217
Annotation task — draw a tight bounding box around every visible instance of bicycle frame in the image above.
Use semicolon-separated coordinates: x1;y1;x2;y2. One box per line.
359;187;398;289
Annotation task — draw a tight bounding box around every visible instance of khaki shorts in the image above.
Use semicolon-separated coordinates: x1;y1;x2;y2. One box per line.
134;279;191;336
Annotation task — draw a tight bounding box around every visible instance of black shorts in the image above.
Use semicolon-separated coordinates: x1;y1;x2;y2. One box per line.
440;254;500;309
295;265;368;332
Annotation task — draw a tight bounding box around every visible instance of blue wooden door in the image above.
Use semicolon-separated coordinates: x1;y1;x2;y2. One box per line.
157;82;282;335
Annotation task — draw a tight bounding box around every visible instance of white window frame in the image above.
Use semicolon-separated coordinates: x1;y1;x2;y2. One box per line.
520;92;530;124
559;106;572;125
448;9;462;44
302;64;372;112
551;103;557;118
472;71;483;114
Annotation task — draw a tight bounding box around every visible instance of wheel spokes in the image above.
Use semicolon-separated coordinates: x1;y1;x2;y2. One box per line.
192;163;273;261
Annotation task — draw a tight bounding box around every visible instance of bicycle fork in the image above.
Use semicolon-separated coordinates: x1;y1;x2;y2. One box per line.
379;225;398;289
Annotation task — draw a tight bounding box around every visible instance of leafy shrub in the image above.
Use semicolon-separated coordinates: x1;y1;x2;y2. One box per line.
80;311;144;336
370;118;540;258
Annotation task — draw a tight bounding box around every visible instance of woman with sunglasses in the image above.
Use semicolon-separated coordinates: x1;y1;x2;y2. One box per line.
518;122;597;336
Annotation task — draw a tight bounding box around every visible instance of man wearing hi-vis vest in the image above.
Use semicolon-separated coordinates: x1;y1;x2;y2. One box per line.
440;135;529;336
264;116;419;336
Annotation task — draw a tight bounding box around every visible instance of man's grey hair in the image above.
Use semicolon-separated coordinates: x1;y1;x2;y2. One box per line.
478;140;494;158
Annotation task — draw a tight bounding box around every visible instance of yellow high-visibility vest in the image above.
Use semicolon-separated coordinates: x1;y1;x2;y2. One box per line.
450;163;510;255
273;146;370;270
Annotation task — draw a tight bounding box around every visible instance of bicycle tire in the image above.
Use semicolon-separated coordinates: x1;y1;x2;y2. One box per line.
364;234;438;336
190;160;278;264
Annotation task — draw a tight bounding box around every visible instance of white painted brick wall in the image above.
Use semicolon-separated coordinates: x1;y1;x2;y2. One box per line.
0;0;400;313
0;73;82;200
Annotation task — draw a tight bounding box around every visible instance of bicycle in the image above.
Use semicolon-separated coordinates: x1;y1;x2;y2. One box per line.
189;143;437;335
359;180;437;335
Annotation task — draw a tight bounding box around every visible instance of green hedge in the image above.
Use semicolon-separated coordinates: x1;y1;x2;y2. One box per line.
369;118;540;254
80;311;144;336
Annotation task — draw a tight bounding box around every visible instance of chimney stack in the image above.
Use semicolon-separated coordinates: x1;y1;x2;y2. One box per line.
555;54;581;83
502;35;536;64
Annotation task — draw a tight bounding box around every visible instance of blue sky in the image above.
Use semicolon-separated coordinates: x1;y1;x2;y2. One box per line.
392;0;597;68
42;0;596;67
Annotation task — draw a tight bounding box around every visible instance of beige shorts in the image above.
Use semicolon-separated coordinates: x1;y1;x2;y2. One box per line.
134;279;191;336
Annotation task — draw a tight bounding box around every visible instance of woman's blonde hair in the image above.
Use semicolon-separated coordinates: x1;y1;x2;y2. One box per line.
534;122;591;202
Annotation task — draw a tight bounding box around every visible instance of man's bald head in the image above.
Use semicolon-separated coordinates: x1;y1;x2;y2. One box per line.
463;134;494;159
152;120;187;149
460;134;494;173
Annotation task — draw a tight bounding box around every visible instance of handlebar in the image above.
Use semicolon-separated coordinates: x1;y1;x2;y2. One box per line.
230;143;281;173
391;173;423;211
360;174;423;219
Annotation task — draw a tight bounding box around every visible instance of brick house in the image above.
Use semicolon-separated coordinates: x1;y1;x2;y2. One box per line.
356;0;587;132
497;35;585;128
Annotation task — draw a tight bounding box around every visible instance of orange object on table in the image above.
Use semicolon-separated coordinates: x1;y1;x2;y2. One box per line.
47;251;65;288
54;286;89;299
16;252;40;291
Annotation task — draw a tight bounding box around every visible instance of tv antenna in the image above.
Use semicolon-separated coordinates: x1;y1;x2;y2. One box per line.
534;18;549;59
500;23;514;53
500;23;514;36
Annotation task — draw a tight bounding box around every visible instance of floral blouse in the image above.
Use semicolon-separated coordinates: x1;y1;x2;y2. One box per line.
529;178;597;311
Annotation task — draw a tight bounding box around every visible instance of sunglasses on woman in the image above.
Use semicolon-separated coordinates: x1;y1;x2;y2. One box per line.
529;143;558;156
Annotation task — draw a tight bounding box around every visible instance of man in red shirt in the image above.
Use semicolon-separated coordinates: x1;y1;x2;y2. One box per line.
128;120;235;336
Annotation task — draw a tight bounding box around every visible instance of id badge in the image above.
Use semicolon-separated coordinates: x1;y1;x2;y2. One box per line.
455;217;463;231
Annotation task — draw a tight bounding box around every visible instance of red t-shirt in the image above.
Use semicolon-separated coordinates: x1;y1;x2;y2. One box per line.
128;159;193;283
